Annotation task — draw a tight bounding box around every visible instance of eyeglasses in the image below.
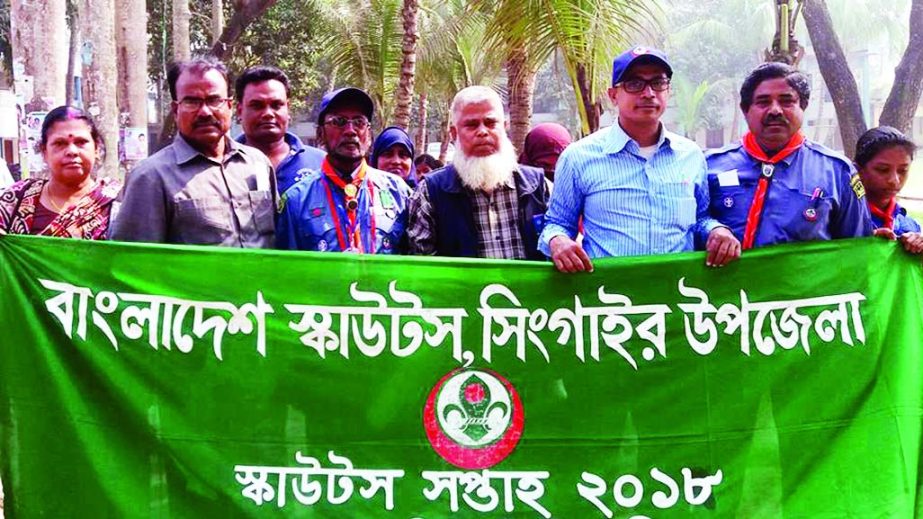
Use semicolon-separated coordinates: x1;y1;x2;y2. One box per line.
616;77;671;94
177;96;232;110
324;116;370;130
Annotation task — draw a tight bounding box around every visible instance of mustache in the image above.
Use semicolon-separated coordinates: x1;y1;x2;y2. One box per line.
194;117;220;127
763;114;788;125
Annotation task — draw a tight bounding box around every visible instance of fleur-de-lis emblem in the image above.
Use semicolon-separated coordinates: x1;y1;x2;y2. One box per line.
441;375;509;443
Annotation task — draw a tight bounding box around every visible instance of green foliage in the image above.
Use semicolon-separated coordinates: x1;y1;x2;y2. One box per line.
317;0;404;128
660;0;772;133
225;0;325;113
484;0;658;134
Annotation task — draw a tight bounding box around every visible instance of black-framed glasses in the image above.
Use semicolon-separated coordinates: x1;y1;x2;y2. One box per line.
616;77;670;94
324;116;370;130
177;96;232;110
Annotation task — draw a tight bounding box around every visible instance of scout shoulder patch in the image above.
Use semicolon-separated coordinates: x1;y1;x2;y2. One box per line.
849;174;865;199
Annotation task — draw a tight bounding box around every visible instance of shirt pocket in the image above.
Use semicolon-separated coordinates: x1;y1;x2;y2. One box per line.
175;196;233;244
302;209;339;252
248;190;275;235
374;207;403;254
653;180;697;230
776;188;833;241
713;185;751;232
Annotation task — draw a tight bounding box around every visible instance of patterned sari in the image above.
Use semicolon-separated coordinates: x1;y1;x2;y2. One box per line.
0;177;121;239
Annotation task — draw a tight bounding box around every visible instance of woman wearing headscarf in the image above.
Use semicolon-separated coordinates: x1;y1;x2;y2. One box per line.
0;106;120;238
370;126;416;189
518;123;573;181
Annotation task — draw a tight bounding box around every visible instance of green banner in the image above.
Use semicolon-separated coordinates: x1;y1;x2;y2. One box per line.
1;236;922;517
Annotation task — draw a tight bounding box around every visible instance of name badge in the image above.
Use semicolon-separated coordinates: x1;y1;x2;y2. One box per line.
717;169;739;187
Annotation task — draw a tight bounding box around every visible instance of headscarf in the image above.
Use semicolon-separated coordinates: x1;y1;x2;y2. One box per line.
518;123;573;168
370;126;416;188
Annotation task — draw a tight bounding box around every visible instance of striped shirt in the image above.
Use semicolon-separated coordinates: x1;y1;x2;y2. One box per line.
539;123;721;258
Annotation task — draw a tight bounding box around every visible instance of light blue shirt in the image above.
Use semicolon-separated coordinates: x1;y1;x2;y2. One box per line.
539;123;721;258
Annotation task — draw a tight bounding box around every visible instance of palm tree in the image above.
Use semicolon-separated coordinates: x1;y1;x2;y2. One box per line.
392;0;419;130
318;0;404;129
415;0;504;159
484;0;656;137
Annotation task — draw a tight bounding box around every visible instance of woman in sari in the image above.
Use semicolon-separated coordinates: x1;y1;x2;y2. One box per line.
0;106;120;238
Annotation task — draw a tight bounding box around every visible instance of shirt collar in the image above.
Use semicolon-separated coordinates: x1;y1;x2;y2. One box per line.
235;131;305;152
606;121;668;155
174;134;241;165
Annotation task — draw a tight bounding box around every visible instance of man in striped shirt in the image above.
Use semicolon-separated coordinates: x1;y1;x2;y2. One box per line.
540;46;739;272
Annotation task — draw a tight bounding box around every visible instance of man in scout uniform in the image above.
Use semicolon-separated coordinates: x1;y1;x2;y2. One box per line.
705;62;872;249
275;87;412;253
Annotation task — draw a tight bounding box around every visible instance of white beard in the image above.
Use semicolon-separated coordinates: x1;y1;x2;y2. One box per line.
453;136;519;192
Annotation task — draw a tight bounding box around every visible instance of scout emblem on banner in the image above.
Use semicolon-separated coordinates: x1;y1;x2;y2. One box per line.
423;368;524;469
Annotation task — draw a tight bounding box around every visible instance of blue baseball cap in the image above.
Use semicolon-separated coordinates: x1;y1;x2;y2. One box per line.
317;87;374;124
611;46;673;86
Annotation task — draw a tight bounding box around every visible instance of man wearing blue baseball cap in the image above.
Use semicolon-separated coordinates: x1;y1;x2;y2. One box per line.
275;87;412;253
539;46;739;272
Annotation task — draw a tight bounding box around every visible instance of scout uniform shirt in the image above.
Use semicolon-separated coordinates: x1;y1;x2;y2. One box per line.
275;158;412;253
705;138;873;246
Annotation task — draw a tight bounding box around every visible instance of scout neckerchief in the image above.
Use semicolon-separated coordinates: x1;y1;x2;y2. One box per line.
739;130;806;250
867;198;896;230
321;158;377;253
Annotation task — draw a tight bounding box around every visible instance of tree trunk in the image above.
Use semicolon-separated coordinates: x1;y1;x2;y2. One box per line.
212;0;225;45
66;9;81;106
10;0;68;110
159;0;276;145
506;48;536;155
574;63;600;136
801;0;866;157
392;0;418;130
80;0;120;178
438;104;451;163
414;91;428;155
117;0;149;169
209;0;278;60
172;0;191;62
878;0;923;134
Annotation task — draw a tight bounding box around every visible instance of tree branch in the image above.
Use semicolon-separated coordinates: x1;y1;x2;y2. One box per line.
208;0;277;61
801;0;866;157
878;0;923;133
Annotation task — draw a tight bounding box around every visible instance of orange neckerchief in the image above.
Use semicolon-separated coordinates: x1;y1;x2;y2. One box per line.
739;131;806;250
867;198;896;230
321;158;376;253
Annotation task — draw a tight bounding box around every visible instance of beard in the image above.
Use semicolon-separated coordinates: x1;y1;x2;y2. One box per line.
453;136;519;192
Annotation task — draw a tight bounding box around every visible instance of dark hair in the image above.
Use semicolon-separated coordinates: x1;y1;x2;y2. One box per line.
414;153;443;169
40;106;105;156
167;56;230;101
855;126;916;168
739;62;811;112
234;65;291;102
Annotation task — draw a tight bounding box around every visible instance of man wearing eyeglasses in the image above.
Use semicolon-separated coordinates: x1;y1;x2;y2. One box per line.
539;46;737;272
275;87;412;253
111;56;276;247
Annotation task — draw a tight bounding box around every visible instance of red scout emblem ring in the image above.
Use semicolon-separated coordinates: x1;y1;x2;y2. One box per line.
423;368;524;469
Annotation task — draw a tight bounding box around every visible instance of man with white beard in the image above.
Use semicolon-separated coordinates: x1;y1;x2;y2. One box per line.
406;86;550;259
